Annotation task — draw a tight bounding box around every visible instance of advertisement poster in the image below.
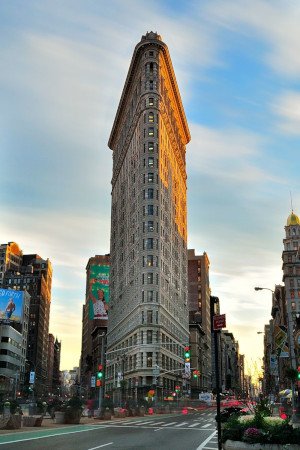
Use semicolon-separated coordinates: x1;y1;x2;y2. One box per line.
88;264;109;320
0;289;23;323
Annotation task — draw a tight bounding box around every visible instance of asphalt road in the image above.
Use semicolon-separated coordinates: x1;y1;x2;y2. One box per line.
0;410;219;450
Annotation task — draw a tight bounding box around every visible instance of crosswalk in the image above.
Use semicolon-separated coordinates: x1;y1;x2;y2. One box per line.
96;412;216;432
90;413;219;450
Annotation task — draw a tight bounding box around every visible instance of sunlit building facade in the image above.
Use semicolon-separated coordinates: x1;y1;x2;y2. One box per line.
282;211;300;370
106;32;190;399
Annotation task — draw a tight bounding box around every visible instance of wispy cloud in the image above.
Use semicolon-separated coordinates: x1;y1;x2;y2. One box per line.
205;0;300;78
271;90;300;135
188;124;282;184
1;0;299;370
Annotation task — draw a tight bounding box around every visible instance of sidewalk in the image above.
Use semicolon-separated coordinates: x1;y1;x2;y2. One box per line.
0;415;103;436
0;411;164;435
0;405;212;435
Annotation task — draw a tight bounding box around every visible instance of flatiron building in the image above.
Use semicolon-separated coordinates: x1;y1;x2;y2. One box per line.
106;32;190;398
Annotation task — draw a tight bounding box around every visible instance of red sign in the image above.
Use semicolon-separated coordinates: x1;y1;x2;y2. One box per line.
213;314;226;330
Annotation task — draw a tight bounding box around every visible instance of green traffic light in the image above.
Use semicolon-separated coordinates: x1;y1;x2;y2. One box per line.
97;372;103;379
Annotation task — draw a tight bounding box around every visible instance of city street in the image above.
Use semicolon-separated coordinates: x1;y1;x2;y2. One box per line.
0;410;218;450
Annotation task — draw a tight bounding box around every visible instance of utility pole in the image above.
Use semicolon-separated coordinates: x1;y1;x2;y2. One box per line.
210;297;226;450
214;329;222;450
98;332;106;411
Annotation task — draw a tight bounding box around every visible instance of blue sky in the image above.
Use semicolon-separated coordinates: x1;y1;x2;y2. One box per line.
1;0;300;373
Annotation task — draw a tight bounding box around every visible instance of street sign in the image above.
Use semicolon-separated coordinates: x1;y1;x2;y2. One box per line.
91;376;96;388
213;314;226;331
184;362;191;379
29;371;35;384
117;372;122;387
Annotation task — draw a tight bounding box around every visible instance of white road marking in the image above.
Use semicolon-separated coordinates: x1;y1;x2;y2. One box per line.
0;427;106;446
196;430;217;450
175;422;189;427
189;422;201;427
161;422;177;426
88;444;113;450
202;423;212;428
148;421;166;425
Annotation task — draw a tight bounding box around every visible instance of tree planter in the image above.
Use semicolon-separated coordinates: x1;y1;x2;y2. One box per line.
102;408;112;420
6;414;22;429
54;411;65;424
64;409;82;424
223;440;300;450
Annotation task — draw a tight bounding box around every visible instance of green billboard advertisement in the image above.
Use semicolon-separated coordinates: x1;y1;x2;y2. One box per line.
88;264;109;320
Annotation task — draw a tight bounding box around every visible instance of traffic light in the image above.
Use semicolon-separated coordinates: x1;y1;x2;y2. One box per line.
184;346;190;362
97;364;103;378
193;370;200;379
297;366;300;381
175;385;180;393
96;364;103;387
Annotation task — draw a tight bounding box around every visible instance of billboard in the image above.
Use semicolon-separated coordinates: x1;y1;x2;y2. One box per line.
88;264;109;320
0;289;23;324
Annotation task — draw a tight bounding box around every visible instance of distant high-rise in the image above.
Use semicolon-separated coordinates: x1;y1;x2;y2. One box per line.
282;211;300;370
80;254;110;393
106;32;190;398
0;242;52;394
188;250;212;392
47;334;61;394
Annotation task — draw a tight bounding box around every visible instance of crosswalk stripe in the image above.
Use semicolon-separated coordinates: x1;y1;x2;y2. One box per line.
161;422;177;427
175;422;189;427
147;422;166;425
132;421;154;425
189;422;201;428
202;423;212;428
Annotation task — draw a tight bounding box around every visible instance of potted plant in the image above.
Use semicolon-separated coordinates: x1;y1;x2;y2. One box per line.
53;402;66;424
222;412;300;449
100;396;114;420
64;396;83;424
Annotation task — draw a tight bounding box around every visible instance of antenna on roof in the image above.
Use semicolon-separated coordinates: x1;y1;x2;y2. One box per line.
290;190;294;212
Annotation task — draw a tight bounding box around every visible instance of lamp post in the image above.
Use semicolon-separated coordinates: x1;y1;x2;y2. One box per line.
98;332;106;411
254;287;275;294
25;359;36;401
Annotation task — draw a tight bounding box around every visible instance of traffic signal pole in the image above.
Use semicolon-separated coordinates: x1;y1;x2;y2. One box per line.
98;333;106;411
214;329;222;450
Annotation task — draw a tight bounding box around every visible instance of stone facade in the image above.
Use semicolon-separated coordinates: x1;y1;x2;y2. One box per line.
106;32;190;398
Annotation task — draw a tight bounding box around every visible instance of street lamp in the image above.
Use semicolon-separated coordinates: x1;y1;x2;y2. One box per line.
254;287;275;293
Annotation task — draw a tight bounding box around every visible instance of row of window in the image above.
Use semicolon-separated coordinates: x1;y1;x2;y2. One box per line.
0;348;21;360
0;360;20;371
141;310;158;324
143;238;157;249
142;272;158;285
143;157;156;167
142;290;159;302
1;336;22;349
144;127;157;138
289;290;300;299
289;279;300;287
143;205;159;216
144;112;157;123
143;255;158;267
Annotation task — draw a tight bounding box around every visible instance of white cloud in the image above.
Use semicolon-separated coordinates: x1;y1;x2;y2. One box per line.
272;91;300;135
205;0;300;78
187;124;282;184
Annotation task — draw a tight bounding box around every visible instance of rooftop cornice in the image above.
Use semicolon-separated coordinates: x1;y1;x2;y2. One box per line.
108;33;190;150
